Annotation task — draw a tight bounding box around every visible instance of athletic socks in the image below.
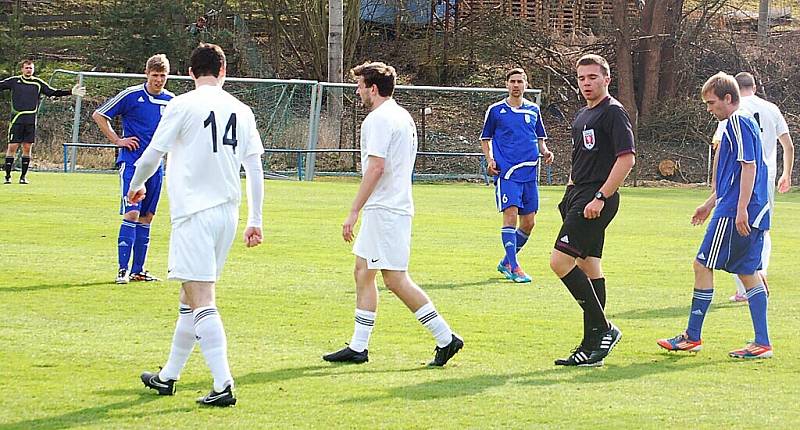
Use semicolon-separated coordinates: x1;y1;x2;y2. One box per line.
746;284;770;346
159;303;195;381
4;156;12;180
415;302;454;348
117;220;138;270
686;288;713;342
582;277;606;346
501;229;530;267
501;227;519;270
193;306;234;392
560;266;608;348
20;156;30;179
348;308;376;352
131;223;151;274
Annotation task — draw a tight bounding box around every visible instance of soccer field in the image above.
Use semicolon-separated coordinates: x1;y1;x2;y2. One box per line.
1;174;799;429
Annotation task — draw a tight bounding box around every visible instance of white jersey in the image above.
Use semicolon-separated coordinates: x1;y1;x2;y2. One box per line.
360;98;418;216
713;95;789;177
148;84;264;220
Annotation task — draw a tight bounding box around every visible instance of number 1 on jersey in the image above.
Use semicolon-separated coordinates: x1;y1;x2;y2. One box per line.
204;111;238;153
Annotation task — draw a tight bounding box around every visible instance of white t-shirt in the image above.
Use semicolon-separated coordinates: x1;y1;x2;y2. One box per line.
713;95;789;177
360;98;418;216
148;85;264;220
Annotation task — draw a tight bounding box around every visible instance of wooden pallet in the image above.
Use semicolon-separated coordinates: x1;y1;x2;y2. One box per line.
456;0;639;32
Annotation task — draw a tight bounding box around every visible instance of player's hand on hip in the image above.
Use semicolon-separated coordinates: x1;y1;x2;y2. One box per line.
127;186;146;204
115;136;139;150
583;198;604;219
778;174;791;193
735;209;751;236
243;226;262;247
691;204;711;225
342;212;358;243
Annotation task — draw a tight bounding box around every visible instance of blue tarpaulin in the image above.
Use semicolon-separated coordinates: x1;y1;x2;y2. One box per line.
360;0;456;25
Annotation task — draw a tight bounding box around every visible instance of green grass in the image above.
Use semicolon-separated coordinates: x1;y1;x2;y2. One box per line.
1;173;799;429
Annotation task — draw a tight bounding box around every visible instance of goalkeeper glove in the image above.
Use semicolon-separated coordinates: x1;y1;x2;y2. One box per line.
71;83;86;97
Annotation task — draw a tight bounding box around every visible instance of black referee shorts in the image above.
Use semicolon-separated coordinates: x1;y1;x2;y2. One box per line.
554;184;620;259
8;123;36;144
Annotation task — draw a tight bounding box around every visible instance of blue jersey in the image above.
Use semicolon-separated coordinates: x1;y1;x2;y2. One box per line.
95;84;174;165
714;110;770;230
480;98;547;182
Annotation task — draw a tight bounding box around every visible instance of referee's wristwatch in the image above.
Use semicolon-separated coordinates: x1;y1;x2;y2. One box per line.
594;191;607;201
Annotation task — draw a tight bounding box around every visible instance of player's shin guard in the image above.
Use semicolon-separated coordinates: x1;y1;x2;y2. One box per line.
4;156;13;180
501;227;519;270
20;156;30;179
349;308;375;352
686;288;713;341
746;284;770;346
415;302;454;348
117;220;137;270
131;223;151;274
193;306;233;392
159;304;196;381
560;267;608;348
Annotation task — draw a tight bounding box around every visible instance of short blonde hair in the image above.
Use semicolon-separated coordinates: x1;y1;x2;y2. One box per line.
145;54;170;74
701;72;739;104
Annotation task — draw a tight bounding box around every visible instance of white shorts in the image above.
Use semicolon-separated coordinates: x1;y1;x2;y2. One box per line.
352;209;412;271
167;202;239;283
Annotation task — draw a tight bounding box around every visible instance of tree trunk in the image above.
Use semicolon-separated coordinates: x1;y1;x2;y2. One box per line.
758;0;770;44
638;3;668;120
613;0;638;130
328;0;344;147
658;0;684;99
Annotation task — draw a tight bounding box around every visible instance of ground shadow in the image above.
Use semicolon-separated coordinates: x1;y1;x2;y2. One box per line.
340;354;712;403
0;281;111;294
421;278;507;291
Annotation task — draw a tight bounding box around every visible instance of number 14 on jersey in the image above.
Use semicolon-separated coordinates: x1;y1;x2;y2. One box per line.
203;111;238;153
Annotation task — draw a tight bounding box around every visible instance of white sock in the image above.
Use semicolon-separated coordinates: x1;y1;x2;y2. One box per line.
349;309;376;352
733;275;747;297
414;302;453;348
159;303;195;381
193;306;233;392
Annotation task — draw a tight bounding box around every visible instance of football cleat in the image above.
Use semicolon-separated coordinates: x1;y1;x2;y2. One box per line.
497;262;513;280
657;331;703;352
554;345;603;367
130;271;161;282
197;384;237;407
584;323;622;364
729;342;773;359
509;267;532;283
428;334;464;367
3;177;10;184
140;371;176;395
18;177;28;184
322;346;369;364
729;293;748;303
115;268;129;284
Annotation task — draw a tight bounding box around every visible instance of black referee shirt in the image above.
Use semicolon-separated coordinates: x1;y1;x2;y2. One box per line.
569;96;635;185
0;75;71;124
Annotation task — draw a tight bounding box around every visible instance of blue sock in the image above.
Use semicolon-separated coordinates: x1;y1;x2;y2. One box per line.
131;223;151;274
501;227;518;270
686;288;713;341
501;229;530;267
118;220;138;270
746;284;770;346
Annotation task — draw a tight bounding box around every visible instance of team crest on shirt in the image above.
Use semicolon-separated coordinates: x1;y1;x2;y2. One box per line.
582;129;596;150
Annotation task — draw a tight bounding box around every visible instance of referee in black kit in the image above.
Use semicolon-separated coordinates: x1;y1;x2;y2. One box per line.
548;54;636;367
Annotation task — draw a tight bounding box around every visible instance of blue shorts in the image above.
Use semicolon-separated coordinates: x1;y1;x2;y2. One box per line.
696;217;764;274
119;162;163;216
495;177;538;215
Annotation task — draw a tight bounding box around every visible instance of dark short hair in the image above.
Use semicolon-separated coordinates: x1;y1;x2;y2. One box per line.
505;68;527;81
350;61;396;97
701;71;740;104
576;54;610;76
190;43;226;78
734;72;756;89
